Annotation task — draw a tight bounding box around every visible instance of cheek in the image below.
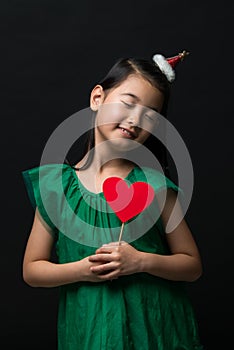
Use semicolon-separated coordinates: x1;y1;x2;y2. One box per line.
138;131;151;143
96;103;127;126
95;124;114;141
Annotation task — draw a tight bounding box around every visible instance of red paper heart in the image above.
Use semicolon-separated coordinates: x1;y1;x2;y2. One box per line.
103;177;155;222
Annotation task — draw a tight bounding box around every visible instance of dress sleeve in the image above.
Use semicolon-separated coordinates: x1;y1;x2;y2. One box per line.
165;176;181;193
141;167;182;194
22;165;60;234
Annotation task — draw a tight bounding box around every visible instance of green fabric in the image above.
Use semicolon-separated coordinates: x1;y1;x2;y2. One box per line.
22;164;203;350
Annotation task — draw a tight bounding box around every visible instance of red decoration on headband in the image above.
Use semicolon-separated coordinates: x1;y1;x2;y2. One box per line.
152;50;189;82
103;177;155;223
167;51;189;68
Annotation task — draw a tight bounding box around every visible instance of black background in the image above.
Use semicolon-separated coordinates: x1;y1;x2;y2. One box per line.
1;1;234;349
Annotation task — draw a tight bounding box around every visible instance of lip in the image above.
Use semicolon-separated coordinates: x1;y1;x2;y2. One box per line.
118;126;137;138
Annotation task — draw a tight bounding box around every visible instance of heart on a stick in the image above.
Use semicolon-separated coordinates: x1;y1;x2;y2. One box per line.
103;177;155;223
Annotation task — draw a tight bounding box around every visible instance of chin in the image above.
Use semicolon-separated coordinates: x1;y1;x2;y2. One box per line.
107;138;143;152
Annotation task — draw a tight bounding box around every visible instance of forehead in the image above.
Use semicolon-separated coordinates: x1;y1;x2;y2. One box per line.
116;74;156;92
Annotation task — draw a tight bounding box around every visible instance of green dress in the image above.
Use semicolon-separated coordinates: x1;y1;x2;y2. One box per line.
22;164;203;350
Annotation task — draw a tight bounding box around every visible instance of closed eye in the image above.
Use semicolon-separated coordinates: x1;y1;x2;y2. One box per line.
121;101;135;109
145;114;154;121
144;111;159;124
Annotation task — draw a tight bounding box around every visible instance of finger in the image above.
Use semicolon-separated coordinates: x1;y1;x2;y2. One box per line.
105;241;126;247
89;254;114;263
102;242;119;247
101;241;127;249
95;247;112;254
119;241;127;246
95;246;117;254
90;262;118;274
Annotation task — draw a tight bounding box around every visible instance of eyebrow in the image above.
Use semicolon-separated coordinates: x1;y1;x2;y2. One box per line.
120;93;159;113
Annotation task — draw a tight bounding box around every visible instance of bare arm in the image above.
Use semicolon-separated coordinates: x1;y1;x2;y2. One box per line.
139;189;203;281
23;209;115;287
89;189;203;282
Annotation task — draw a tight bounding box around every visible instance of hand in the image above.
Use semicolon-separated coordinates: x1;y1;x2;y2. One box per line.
80;256;118;283
88;241;142;279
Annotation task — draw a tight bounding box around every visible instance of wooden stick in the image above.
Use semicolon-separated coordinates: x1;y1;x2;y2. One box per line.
118;222;125;245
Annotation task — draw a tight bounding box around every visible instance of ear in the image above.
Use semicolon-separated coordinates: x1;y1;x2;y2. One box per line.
90;85;105;111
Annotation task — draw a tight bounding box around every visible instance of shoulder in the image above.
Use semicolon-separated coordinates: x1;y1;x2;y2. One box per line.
22;163;72;178
22;163;79;205
135;166;180;193
22;163;75;189
22;163;77;232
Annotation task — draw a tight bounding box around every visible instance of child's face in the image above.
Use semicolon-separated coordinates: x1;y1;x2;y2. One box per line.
91;74;164;149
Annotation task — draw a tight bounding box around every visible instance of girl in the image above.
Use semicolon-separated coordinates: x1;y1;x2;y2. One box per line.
22;51;203;349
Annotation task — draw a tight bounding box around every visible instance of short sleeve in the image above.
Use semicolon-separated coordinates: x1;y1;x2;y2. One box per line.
22;165;61;234
140;167;182;194
164;176;181;193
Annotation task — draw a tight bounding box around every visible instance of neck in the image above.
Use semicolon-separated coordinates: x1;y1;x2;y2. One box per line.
79;141;134;173
75;142;136;193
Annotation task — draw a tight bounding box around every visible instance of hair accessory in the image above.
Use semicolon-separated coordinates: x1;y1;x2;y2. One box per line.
152;50;189;82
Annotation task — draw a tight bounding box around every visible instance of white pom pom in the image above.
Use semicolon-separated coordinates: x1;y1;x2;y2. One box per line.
152;54;175;82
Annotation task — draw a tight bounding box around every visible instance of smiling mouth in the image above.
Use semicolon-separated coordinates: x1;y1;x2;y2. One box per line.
118;126;136;138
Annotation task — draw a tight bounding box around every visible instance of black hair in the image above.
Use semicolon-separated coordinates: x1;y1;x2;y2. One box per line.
66;57;172;177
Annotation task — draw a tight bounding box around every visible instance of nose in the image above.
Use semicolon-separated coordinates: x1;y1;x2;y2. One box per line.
126;115;136;125
126;108;142;127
